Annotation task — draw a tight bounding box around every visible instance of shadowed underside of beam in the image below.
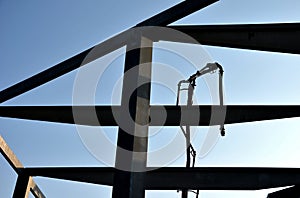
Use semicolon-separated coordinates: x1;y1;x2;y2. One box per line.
169;23;300;54
0;105;300;126
23;167;300;190
267;185;300;198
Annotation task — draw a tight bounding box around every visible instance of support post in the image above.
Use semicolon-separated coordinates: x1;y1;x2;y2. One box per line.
112;31;153;198
13;171;30;198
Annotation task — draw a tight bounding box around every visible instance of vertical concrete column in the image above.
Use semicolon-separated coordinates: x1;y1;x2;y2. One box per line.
13;171;30;198
112;30;153;198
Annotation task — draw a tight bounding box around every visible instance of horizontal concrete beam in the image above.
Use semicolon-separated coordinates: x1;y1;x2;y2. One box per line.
24;167;300;190
0;105;300;126
168;23;300;54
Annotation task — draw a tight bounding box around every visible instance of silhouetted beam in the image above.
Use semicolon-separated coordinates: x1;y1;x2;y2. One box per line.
0;136;45;198
147;167;300;190
267;186;300;198
0;0;218;104
0;135;23;173
23;167;115;186
136;0;218;26
24;167;300;190
0;32;128;103
167;23;300;54
0;105;300;126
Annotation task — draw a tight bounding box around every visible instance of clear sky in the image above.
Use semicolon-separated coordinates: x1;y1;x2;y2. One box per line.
1;0;300;197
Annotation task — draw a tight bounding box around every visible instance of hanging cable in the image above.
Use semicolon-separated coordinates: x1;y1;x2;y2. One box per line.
215;62;225;136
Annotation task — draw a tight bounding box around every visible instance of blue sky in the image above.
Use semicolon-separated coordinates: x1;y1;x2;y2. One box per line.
1;0;300;197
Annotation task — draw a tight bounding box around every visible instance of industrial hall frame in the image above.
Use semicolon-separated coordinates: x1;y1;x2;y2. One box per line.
1;0;300;197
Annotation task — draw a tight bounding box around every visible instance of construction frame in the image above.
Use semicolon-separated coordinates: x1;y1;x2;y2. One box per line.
1;0;300;197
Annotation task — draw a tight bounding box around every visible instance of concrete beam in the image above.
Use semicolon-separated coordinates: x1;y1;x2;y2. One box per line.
168;23;300;54
267;186;300;198
24;167;300;190
112;33;153;198
13;172;30;198
0;136;45;198
1;105;300;126
0;0;218;103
